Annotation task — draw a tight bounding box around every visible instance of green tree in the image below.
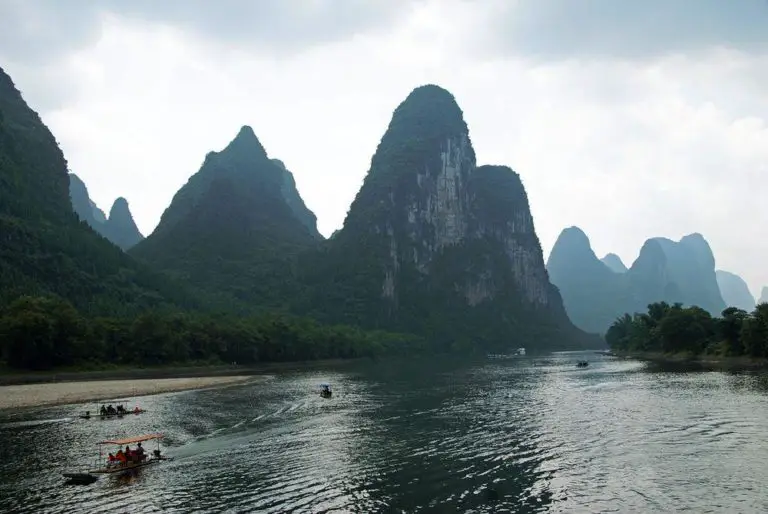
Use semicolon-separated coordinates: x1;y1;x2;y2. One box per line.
719;307;748;356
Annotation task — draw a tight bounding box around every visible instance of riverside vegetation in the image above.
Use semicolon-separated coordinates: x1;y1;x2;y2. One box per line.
606;301;768;360
0;295;425;371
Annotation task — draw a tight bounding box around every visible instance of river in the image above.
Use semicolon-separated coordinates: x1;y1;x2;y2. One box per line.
2;352;768;513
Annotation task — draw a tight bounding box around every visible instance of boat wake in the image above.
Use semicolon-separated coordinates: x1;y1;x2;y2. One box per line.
0;417;74;430
172;398;320;460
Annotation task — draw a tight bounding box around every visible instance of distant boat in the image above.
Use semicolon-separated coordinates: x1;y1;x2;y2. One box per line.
576;361;589;368
80;399;145;420
487;347;527;360
319;383;332;398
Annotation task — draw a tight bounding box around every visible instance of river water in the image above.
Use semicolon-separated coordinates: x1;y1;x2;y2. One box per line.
2;352;768;513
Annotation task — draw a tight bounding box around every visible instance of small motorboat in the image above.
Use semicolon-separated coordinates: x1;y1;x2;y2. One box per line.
319;383;332;398
576;361;589;368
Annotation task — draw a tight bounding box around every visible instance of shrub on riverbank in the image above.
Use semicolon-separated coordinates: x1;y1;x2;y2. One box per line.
0;295;428;370
605;301;768;358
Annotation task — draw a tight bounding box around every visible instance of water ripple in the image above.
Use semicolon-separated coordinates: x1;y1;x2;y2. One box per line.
4;355;768;512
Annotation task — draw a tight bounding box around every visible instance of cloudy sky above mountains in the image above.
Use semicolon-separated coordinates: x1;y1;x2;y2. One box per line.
2;0;768;295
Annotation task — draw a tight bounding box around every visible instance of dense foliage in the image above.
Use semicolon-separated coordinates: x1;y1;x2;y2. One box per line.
129;127;318;307
0;295;428;371
606;301;768;358
0;66;212;318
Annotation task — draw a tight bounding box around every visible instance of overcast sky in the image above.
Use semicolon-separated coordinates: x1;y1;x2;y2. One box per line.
2;0;768;297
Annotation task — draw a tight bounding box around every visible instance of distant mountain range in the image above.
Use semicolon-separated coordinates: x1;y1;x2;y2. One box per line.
547;226;761;334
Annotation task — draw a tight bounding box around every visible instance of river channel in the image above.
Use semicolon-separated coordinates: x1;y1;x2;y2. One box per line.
2;352;768;513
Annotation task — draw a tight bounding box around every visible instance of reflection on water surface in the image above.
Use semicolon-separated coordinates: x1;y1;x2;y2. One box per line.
2;353;768;513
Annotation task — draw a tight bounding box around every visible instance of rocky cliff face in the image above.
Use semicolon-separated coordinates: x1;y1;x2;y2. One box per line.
601;253;627;273
716;270;755;312
468;165;557;308
298;85;595;350
130;125;321;304
67;173;144;250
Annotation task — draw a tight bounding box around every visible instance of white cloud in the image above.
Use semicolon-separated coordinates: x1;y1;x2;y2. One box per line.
2;0;768;297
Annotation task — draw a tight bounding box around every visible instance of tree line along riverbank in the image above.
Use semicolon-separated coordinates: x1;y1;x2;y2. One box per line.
606;300;768;365
0;295;428;372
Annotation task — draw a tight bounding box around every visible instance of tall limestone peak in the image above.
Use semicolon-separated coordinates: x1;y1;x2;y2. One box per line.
678;232;716;270
340;83;475;250
547;227;629;334
601;253;627;273
147;125;293;238
220;125;268;163
297;85;595;350
130;126;321;303
645;233;724;314
104;197;144;250
0;65;195;312
626;238;684;306
547;227;601;271
108;197;131;217
760;286;768;304
716;270;755;312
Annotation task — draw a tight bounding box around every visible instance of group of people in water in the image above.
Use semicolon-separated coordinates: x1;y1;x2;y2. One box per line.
106;442;147;467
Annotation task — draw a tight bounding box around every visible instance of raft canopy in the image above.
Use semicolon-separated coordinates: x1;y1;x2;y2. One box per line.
99;433;163;445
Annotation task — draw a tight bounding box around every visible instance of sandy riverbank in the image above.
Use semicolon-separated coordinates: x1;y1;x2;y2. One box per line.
0;375;261;410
